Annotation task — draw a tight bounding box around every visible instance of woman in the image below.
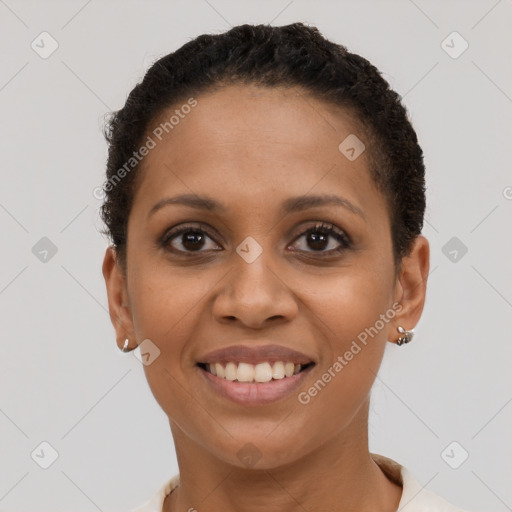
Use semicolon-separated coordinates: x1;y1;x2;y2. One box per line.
101;22;469;512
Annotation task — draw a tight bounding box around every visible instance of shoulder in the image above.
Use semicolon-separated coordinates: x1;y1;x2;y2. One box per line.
130;474;179;512
371;453;472;512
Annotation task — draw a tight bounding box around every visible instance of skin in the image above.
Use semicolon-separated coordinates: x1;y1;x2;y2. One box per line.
103;83;429;512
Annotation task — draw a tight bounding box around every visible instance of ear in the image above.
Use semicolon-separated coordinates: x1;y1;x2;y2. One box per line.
102;246;136;351
390;235;430;343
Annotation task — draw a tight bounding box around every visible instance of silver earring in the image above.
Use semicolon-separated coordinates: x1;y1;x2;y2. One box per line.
396;326;414;346
121;338;130;352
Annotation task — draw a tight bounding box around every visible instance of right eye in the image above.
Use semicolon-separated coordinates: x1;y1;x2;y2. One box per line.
160;224;223;255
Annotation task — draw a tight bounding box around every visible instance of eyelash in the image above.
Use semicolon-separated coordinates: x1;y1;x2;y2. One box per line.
160;222;352;258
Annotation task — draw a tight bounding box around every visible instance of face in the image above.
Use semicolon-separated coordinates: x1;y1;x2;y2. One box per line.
103;83;428;470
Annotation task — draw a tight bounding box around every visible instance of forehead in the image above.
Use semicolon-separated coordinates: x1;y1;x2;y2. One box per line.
131;84;385;223
148;84;365;156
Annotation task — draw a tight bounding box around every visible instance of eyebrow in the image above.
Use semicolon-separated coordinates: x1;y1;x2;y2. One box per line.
147;193;365;220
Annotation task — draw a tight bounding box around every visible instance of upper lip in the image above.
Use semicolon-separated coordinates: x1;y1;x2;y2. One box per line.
197;344;315;365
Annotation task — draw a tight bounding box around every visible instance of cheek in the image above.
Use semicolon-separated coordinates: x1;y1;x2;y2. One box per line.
295;290;390;450
127;268;212;410
302;260;393;351
295;264;391;414
128;263;210;343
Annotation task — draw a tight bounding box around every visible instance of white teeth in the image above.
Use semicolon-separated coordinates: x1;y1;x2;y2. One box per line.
225;362;237;381
237;362;254;382
203;360;308;382
254;362;273;383
215;362;225;378
284;362;295;377
272;361;285;379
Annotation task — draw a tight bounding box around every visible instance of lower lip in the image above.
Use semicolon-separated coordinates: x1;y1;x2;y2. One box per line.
198;364;315;406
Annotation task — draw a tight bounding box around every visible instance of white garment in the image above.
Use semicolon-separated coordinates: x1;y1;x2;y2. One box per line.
131;453;470;512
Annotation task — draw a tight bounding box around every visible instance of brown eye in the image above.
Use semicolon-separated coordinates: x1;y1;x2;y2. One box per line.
161;224;222;254
288;223;351;255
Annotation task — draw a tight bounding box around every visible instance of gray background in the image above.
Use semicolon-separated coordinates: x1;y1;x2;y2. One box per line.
0;0;511;511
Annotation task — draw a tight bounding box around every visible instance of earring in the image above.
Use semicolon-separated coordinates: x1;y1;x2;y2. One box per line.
396;326;414;346
121;338;130;352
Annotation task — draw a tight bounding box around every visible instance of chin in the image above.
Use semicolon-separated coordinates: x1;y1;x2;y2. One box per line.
204;431;309;471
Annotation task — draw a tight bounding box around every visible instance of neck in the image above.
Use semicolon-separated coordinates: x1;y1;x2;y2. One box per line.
163;403;402;512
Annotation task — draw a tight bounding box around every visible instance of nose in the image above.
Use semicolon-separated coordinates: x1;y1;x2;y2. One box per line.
212;244;298;329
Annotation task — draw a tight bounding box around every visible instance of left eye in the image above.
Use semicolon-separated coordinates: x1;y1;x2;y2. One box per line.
288;223;351;254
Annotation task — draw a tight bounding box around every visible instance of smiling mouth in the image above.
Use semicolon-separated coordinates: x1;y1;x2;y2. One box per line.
197;361;315;383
